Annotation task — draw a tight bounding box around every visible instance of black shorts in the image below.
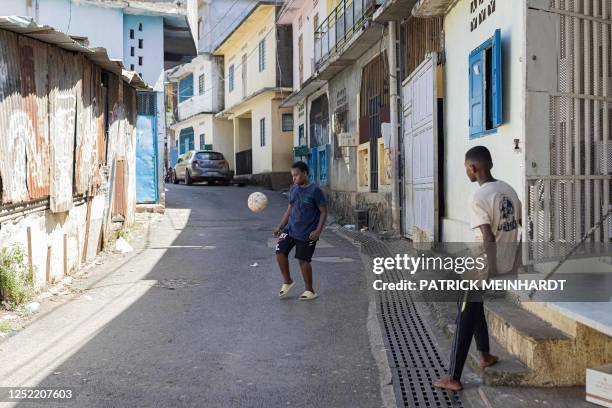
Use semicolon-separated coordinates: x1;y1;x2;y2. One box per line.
275;233;318;263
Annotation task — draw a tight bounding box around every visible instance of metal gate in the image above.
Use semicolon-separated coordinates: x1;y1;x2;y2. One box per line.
135;92;158;203
402;54;439;242
526;0;611;262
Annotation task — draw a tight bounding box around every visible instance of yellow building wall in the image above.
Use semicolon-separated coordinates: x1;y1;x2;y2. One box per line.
271;99;294;172
223;6;277;110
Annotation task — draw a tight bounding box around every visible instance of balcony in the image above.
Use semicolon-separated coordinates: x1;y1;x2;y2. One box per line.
177;94;214;121
313;0;383;80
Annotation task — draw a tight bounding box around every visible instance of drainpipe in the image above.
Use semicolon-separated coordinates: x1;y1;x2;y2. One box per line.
388;20;400;235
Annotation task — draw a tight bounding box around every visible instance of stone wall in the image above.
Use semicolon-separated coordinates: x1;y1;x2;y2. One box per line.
323;188;393;233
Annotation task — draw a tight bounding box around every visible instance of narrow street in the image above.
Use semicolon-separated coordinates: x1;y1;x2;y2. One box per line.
0;184;384;408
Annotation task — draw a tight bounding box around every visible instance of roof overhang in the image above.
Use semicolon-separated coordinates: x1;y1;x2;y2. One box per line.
277;0;306;25
280;78;327;108
0;16;149;89
373;0;418;21
412;0;460;17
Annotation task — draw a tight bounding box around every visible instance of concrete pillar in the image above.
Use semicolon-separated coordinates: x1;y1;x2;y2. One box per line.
388;21;401;236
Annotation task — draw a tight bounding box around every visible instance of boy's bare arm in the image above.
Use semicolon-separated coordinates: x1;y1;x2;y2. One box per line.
309;206;327;241
273;204;292;237
479;224;497;275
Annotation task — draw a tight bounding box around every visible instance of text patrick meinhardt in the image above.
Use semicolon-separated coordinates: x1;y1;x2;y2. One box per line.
371;254;566;292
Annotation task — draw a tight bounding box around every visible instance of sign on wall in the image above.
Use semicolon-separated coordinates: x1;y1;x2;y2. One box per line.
338;132;357;147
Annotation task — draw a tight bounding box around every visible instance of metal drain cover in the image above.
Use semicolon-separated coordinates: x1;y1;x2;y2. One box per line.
311;256;355;263
154;279;201;290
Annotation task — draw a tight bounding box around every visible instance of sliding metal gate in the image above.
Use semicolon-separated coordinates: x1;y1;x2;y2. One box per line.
526;0;611;262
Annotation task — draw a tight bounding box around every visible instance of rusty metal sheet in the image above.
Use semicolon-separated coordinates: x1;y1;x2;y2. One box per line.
92;65;106;169
19;36;50;199
112;158;126;216
75;56;97;195
48;46;78;213
0;29;30;204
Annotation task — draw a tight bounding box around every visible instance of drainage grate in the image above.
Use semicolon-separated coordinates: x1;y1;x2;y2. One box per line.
340;228;463;408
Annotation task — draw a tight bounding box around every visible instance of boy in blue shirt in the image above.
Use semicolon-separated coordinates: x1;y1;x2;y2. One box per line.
273;161;327;300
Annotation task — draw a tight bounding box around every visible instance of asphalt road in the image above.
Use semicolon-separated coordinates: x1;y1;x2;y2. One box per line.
2;183;384;408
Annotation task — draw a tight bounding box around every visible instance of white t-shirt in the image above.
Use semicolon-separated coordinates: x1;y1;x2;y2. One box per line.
469;180;522;274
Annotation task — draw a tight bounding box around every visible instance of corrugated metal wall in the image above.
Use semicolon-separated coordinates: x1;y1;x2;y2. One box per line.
0;28;137;214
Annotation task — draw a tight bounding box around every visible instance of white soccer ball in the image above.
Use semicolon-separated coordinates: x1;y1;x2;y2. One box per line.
248;192;268;213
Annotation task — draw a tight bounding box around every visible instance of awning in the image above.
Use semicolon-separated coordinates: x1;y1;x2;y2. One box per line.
280;78;327;108
411;0;458;17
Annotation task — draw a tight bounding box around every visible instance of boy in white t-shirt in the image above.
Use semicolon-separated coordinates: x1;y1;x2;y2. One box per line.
433;146;522;391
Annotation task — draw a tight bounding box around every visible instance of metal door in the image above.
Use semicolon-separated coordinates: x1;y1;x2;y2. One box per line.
136;115;158;203
136;92;158;203
402;54;438;241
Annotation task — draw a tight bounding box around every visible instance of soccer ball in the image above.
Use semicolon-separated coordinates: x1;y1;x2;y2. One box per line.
248;192;268;213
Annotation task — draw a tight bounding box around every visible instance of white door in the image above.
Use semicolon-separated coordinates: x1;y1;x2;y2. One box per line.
402;54;438;242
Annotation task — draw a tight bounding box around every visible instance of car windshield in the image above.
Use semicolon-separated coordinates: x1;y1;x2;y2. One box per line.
195;152;224;161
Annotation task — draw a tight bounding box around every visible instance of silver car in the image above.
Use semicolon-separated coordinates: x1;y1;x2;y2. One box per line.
172;150;232;185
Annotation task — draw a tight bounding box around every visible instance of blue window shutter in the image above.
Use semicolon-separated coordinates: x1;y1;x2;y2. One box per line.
492;29;503;127
179;74;193;103
469;49;485;138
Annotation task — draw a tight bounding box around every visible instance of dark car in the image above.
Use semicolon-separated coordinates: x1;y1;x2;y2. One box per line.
172;150;233;185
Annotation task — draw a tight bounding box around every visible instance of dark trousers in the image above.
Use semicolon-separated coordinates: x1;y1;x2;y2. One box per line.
448;291;490;380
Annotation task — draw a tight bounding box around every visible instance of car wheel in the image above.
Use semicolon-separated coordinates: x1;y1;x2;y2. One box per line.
172;171;179;184
185;170;193;185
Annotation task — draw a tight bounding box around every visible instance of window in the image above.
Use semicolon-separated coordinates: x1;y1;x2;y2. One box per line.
130;64;134;71
179;74;193;103
196;152;224;160
229;64;235;92
282;113;294;132
138;23;142;31
469;29;503;138
198;74;205;94
138;39;143;49
130;46;134;57
260;118;266;146
198;18;202;40
258;40;266;72
199;134;205;150
129;29;134;39
138;56;143;66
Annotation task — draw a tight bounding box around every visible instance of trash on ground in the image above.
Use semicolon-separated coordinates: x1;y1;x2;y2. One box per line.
343;224;356;231
24;302;40;315
115;237;133;253
250;262;259;267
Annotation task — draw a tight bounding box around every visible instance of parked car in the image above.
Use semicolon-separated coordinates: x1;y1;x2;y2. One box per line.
172;150;233;185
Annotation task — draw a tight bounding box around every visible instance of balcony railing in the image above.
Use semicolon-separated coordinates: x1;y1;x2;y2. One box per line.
314;0;379;70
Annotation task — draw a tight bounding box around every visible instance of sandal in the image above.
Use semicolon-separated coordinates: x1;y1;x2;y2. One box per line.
299;290;318;301
279;282;295;299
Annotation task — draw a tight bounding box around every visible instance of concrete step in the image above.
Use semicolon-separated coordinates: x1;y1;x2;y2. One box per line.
427;301;532;386
484;297;579;386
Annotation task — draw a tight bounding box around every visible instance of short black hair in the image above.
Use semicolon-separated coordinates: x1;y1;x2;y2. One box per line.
465;146;493;166
291;161;309;174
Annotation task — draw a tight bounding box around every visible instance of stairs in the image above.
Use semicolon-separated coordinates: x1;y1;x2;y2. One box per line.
429;295;612;386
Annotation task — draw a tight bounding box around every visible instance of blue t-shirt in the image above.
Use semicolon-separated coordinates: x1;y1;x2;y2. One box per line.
285;183;327;241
